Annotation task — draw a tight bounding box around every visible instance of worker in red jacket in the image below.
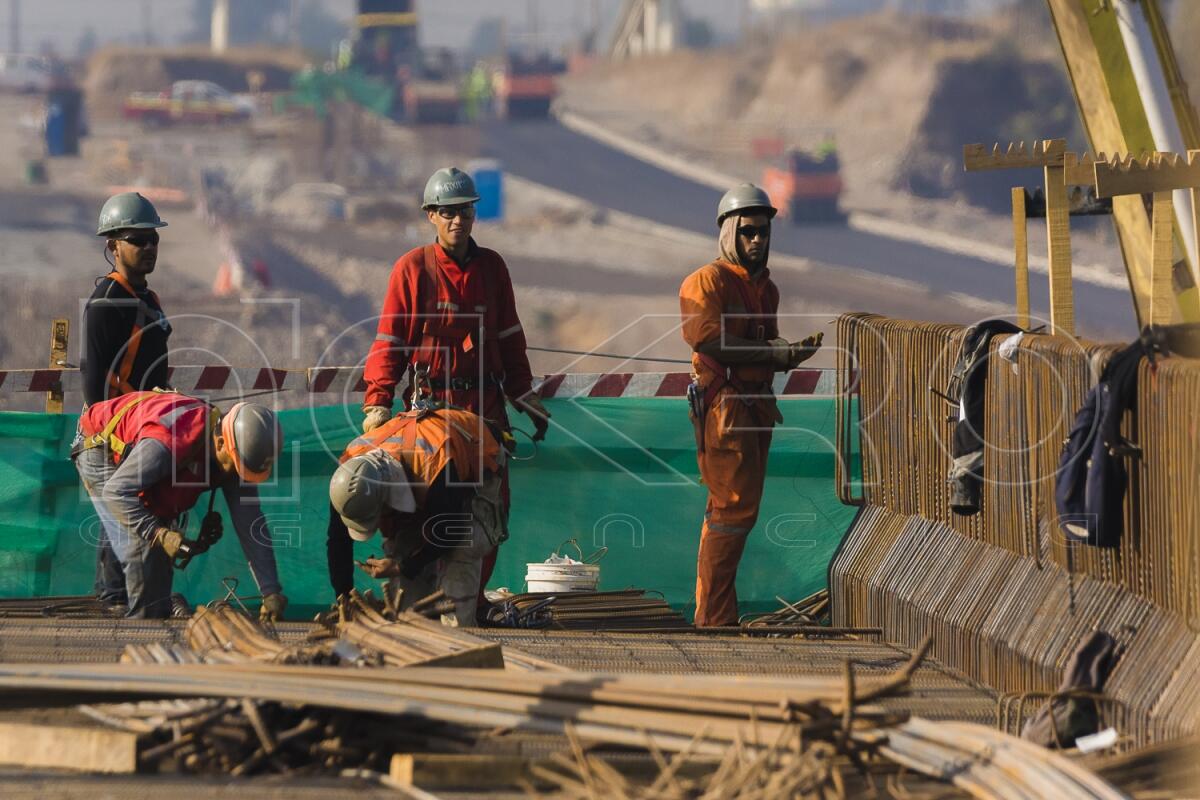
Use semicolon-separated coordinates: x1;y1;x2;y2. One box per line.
72;391;287;620
360;167;549;614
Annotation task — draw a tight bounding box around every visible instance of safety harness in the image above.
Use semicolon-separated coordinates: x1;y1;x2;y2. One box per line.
101;271;165;396
412;245;506;402
73;389;220;463
688;268;777;454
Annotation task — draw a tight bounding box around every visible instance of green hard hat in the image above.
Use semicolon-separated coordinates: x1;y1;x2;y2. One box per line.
96;191;168;237
422;167;480;209
716;183;777;226
330;455;385;541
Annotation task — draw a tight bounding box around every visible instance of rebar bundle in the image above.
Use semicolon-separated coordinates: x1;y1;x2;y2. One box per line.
487;590;691;631
832;313;1200;746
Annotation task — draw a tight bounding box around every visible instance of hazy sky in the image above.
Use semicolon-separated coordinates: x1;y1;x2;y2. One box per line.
4;0;744;55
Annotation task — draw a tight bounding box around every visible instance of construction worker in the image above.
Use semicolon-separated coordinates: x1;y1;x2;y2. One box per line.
327;406;506;626
72;391;288;620
679;184;823;627
361;166;548;615
84;191;172;608
462;61;493;122
85;191;171;406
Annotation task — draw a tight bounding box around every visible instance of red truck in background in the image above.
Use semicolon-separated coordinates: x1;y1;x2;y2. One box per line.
123;80;255;127
761;143;845;224
495;53;562;120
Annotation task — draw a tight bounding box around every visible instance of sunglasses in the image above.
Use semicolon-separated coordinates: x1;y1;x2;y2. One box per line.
737;224;770;240
436;205;476;220
116;231;159;248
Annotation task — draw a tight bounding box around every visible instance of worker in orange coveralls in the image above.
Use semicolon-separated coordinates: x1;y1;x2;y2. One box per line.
360;167;549;620
679;184;823;627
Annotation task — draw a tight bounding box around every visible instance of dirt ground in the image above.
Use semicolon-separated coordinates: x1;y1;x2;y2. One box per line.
557;10;1122;276
0;49;1033;416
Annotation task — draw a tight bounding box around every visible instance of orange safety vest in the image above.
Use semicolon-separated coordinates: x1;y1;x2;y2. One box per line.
103;271;165;396
79;390;221;519
340;407;501;505
413;245;505;382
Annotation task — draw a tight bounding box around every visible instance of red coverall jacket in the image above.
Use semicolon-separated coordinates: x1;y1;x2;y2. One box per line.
363;239;533;424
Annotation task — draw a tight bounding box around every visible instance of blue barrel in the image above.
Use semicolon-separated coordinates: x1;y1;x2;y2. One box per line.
468;158;504;222
44;102;66;157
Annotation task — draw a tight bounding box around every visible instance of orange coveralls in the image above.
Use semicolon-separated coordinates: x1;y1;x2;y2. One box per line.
679;259;780;627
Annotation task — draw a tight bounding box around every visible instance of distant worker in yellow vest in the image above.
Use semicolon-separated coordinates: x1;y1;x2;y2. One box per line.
679;184;822;627
327;406;507;626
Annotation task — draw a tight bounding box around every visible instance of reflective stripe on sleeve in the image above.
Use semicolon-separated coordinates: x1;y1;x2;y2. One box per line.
497;323;523;339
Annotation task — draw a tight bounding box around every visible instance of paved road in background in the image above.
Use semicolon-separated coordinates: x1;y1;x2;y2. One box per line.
483;120;1137;335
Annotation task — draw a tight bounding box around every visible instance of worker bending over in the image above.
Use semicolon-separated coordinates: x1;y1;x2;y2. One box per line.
327;406;506;627
679;184;822;627
73;391;287;620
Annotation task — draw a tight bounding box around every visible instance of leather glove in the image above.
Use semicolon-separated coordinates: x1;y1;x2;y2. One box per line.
259;592;288;622
357;556;403;579
362;405;391;434
767;337;792;370
514;393;551;441
153;528;186;559
785;332;824;370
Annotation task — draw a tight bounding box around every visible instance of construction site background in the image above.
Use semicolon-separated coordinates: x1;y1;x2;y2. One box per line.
0;5;1166;400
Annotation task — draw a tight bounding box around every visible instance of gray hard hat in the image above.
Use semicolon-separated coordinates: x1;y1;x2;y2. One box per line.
330;455;385;541
96;191;168;237
422;167;480;209
221;402;282;484
716;183;777;226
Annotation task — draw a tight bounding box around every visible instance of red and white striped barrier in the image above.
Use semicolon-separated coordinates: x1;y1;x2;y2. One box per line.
0;367;845;398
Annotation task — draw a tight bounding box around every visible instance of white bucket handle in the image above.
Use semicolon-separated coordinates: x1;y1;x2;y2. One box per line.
555;537;607;564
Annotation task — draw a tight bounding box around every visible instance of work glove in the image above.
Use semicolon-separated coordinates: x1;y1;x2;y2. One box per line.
259;592;288;622
357;556;404;579
767;337;792;370
514;393;551;441
784;332;824;370
153;528;186;559
362;405;391;434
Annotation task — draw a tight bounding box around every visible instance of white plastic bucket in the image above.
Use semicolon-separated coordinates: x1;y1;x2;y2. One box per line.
525;562;600;593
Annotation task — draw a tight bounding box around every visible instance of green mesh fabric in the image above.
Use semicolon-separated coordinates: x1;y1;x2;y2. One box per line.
0;398;858;619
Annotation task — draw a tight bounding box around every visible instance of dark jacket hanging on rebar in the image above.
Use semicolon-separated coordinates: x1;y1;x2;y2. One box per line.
1054;333;1160;548
947;320;1022;516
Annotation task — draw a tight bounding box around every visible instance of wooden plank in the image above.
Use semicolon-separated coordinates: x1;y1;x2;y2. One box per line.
388;752;722;789
1044;163;1076;335
46;318;68;414
963;139;1066;171
1094;153;1200;198
1063;151;1119;186
1046;0;1156;325
1150;191;1176;325
0;721;137;773
391;753;537;789
1012;188;1030;329
413;642;505;670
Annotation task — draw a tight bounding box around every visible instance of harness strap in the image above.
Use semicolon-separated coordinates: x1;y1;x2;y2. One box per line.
82;392;157;456
104;271;162;396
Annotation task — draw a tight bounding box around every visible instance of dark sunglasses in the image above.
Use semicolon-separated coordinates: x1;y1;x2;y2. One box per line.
436;205;476;220
737;224;770;240
116;231;159;248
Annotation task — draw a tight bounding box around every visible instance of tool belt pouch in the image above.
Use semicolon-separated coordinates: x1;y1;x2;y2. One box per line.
687;381;707;453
